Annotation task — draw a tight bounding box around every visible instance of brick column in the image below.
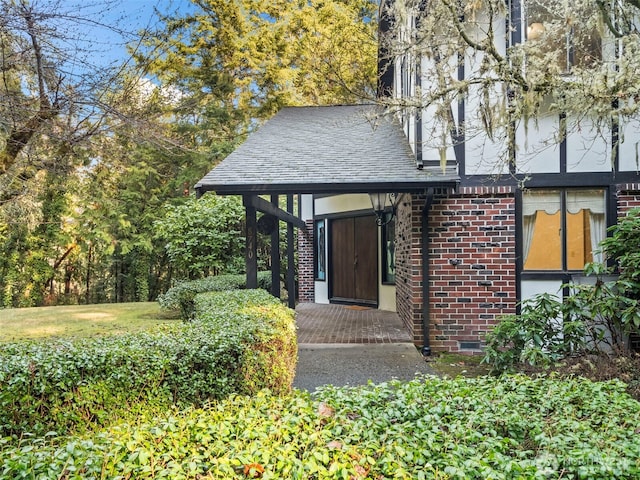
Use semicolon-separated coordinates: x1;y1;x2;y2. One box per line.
297;220;315;303
394;193;425;347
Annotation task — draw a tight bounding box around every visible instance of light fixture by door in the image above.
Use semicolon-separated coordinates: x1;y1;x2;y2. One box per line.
369;192;399;226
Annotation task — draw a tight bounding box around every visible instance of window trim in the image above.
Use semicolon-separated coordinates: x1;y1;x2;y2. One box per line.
314;219;326;282
520;187;607;275
381;210;396;285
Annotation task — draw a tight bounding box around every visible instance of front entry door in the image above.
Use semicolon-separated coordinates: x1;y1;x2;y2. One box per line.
330;215;377;305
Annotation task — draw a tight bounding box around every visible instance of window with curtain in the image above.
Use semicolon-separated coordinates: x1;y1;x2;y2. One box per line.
522;189;606;271
525;0;601;72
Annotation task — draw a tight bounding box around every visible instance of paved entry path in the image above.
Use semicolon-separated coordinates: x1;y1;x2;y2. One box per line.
293;303;436;391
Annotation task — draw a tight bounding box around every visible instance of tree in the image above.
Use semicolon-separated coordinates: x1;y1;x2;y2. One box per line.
0;0;380;306
136;0;378;132
135;0;379;284
154;194;245;279
0;0;178;305
380;0;640;172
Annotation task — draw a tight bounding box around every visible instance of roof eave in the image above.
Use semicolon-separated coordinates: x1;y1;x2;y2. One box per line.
195;177;460;196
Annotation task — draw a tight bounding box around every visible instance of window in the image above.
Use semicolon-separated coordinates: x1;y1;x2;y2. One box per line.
315;219;326;281
522;189;606;271
382;212;396;284
525;0;601;71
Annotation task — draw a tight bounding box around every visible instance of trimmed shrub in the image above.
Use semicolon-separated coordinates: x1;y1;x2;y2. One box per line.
193;290;297;395
157;272;272;319
2;376;640;479
0;290;295;441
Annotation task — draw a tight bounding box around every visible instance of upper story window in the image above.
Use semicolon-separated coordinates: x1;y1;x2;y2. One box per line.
525;0;601;72
522;189;606;271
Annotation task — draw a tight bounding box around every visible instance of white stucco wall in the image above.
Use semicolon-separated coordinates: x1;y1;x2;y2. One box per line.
300;194;314;220
315;194;372;215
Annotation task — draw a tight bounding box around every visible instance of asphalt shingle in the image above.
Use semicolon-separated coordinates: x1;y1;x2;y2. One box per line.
195;104;459;195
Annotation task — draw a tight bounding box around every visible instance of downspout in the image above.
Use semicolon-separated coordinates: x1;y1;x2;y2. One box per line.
421;187;435;356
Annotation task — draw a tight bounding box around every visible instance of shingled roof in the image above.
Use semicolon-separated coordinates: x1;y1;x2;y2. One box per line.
195;104;459;195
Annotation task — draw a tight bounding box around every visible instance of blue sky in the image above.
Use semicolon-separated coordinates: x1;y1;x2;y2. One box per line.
65;0;195;69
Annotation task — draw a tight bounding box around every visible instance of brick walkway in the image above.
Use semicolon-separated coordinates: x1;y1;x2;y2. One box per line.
295;303;412;344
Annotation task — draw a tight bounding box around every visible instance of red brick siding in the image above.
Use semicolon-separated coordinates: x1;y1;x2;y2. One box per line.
298;220;315;302
616;184;640;350
428;189;517;352
617;183;640;216
394;188;517;353
394;193;425;346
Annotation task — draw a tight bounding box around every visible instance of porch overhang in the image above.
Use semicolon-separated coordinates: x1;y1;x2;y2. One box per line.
193;104;460;310
195;104;460;197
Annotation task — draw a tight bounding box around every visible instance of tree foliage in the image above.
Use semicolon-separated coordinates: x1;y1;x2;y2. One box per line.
0;0;378;307
0;0;186;305
154;194;246;279
381;0;640;171
137;0;378;126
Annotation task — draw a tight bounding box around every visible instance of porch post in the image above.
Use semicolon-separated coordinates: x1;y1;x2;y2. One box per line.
243;195;258;289
270;194;281;298
286;194;296;309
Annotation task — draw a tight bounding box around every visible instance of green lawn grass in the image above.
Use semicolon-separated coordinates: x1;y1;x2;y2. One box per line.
428;352;491;377
0;302;178;342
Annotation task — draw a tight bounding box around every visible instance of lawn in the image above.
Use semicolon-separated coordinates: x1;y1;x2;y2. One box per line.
0;302;178;342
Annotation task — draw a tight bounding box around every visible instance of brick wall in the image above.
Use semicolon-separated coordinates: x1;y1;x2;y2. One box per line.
394;187;517;353
395;193;425;346
429;187;517;352
297;220;315;302
616;183;640;351
617;183;640;215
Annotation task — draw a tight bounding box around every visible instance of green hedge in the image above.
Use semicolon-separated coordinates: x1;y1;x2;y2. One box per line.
0;289;296;441
2;376;640;479
158;272;272;319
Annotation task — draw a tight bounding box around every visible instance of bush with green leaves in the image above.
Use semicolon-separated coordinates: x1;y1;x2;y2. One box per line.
600;206;640;293
154;194;246;279
482;293;587;372
484;209;640;372
2;375;640;479
192;289;297;396
0;289;295;441
157;271;272;319
483;278;640;372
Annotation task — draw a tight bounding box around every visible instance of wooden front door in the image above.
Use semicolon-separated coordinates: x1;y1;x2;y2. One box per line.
330;215;377;305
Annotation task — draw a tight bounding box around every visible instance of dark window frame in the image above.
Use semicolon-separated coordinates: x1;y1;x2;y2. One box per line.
381;211;396;285
520;187;607;277
314;219;326;281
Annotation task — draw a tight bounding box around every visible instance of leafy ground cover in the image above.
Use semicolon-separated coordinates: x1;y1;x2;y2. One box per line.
428;350;640;402
2;375;639;479
0;302;177;343
2;291;640;478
